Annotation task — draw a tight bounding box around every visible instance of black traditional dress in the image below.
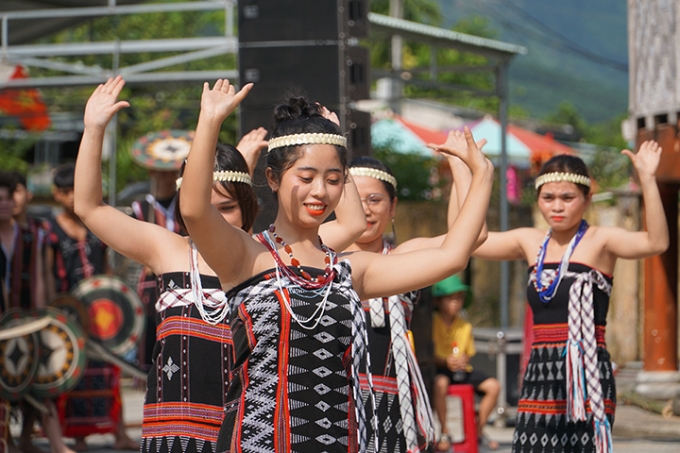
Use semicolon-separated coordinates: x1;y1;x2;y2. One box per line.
512;263;616;453
142;243;230;453
216;231;377;453
359;240;433;453
46;216;119;438
132;194;184;370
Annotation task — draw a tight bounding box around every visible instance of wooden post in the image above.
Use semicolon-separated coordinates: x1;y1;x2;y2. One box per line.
643;183;678;371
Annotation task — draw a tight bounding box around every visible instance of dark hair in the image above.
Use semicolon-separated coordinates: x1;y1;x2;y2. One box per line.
10;171;27;188
537;154;591;197
175;143;258;233
53;163;75;189
349;156;397;201
267;96;347;187
0;172;17;195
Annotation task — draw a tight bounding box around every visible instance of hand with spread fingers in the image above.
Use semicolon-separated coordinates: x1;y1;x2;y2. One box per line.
199;79;253;123
622;139;662;182
428;127;491;175
83;75;130;130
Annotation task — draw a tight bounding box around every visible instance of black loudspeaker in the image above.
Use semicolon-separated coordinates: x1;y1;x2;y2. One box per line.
238;1;371;231
238;0;368;43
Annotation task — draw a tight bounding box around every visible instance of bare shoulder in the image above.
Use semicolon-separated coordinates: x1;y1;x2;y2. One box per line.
511;227;545;258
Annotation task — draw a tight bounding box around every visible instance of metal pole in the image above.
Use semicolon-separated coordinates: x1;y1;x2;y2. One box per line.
389;0;403;114
498;61;510;330
108;40;120;207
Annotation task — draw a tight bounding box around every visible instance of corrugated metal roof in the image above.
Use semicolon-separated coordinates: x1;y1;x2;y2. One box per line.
368;13;528;58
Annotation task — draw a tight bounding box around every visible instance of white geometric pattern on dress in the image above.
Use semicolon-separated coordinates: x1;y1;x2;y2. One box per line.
162;356;180;381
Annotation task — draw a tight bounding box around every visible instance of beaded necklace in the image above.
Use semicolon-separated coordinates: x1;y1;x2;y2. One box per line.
266;224;335;287
258;228;338;330
533;220;589;303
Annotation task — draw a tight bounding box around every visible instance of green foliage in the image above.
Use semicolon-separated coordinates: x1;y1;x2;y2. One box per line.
0;136;36;174
370;0;442;25
373;146;439;201
27;4;239;192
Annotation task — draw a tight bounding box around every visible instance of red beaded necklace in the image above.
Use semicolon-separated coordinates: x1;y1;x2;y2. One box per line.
264;224;336;288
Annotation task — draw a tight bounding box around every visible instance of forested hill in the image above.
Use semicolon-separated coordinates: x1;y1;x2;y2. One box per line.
439;0;628;122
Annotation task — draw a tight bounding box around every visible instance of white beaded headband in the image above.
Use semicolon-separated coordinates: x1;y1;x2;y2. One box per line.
176;171;252;190
267;133;347;152
535;172;591;190
349;167;398;190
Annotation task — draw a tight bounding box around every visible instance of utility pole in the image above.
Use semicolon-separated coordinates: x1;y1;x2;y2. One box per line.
389;0;403;113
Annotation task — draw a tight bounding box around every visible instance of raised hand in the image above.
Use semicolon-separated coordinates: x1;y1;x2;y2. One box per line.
237;127;269;175
83;76;130;130
622;140;662;180
200;79;253;122
428;127;490;174
319;105;340;126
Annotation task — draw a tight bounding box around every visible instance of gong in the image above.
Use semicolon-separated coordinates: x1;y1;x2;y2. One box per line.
48;293;89;337
71;275;144;356
29;307;87;399
0;310;40;401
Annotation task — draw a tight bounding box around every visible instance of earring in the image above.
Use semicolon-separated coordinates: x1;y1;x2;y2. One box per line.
390;218;397;244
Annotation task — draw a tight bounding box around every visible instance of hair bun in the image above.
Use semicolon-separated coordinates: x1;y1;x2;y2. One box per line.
272;95;323;124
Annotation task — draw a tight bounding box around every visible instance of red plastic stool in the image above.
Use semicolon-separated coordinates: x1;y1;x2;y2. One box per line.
446;384;478;453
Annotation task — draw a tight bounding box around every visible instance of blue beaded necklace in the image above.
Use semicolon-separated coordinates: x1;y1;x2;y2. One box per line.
533;220;589;303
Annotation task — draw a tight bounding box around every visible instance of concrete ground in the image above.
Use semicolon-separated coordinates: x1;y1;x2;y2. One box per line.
12;374;680;453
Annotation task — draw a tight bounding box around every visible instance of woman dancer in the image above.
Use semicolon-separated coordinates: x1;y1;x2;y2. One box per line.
179;79;493;453
465;144;668;453
344;143;487;453
73;77;364;453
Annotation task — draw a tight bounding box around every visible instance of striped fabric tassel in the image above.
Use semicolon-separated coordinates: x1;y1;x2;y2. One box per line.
594;419;613;453
405;342;435;446
564;338;587;421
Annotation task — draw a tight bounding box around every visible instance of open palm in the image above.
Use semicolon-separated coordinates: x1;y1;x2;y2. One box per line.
622;140;661;178
83;76;129;129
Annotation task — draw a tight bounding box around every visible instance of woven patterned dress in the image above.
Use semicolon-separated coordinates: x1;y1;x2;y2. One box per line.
216;240;376;453
46;216;120;438
359;241;433;453
142;244;230;453
513;263;616;453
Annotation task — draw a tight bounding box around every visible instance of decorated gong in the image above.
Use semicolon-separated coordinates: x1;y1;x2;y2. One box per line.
130;130;194;170
0;310;40;401
71;275;144;356
48;293;90;336
29;307;86;399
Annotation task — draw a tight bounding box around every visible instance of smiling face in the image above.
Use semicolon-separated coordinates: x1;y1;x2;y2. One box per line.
537;181;590;231
353;175;396;244
268;144;345;229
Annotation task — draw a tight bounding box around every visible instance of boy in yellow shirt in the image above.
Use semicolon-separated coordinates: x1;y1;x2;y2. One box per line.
432;275;500;451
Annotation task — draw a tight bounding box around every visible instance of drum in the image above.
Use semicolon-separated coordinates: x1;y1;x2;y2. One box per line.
30;307;87;399
48;293;90;336
0;310;40;401
71;275;144;356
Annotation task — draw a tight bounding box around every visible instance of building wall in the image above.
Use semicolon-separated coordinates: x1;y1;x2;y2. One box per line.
627;0;680;133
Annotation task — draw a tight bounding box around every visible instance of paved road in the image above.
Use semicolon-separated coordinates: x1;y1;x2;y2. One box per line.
16;387;680;453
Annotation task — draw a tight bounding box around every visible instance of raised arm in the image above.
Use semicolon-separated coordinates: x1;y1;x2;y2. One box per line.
179;80;258;286
319;172;366;251
394;134;488;254
602;140;669;259
236;127;268;176
349;128;494;300
73;76;179;272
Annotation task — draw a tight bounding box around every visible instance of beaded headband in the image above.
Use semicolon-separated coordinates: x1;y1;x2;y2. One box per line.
349;167;398;190
267;133;347;152
176;171;252;190
535;172;591;190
